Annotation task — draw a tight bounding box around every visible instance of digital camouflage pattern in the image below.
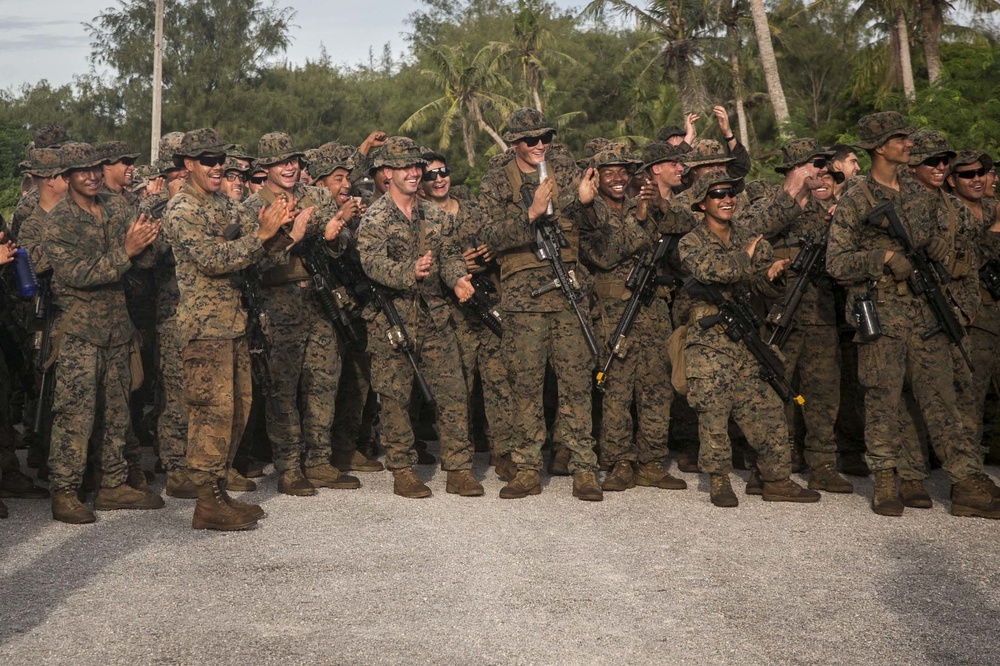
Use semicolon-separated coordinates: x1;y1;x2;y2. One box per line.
855;112;915;149
21;148;65;178
255;132;305;167
656;125;685;142
33;125;69;150
371;136;428;170
773;138;834;174
949;149;994;173
172;128;227;166
501;107;556;143
96;141;139;163
906;130;954;167
640;141;689;172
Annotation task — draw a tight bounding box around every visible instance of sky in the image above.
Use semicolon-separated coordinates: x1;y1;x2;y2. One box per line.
0;0;583;91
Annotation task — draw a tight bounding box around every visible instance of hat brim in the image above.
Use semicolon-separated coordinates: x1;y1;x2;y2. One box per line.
774;150;836;174
255;151;306;168
173;143;230;167
949;152;994;173
502;127;557;143
107;152;141;163
907;149;956;167
856;126;916;150
690;177;745;211
59;158;106;174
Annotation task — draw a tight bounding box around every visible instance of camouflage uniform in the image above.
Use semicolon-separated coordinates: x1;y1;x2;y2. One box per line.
11;125;70;237
356;139;472;471
479;111;598;474
162;130;267;484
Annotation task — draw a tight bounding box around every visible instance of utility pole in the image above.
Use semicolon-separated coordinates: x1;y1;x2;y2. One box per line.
150;0;164;163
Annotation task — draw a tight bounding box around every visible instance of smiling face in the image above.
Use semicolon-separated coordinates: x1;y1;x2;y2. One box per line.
223;170;245;201
421;159;450;203
810;173;836;202
513;132;553;171
103;159;134;192
385;164;422;197
65;166;103;201
650;160;684;190
911;154;950;190
184;154;225;196
948;160;987;204
832;152;860;179
597;164;630;202
317;168;352;205
876;134;913;166
266;157;301;193
699;183;737;223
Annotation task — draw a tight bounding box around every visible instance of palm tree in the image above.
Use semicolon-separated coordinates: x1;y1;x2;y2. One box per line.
500;0;578;113
747;0;791;135
400;43;519;167
917;0;1000;85
852;0;916;102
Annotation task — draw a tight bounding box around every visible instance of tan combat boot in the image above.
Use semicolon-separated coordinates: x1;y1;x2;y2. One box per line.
393;467;432;498
951;476;1000;519
762;478;821;503
305;463;361;489
331;449;384;473
126;465;150;491
745;467;763;496
548;446;570;476
278;469;317;496
601;461;635;492
494;454;517;483
0;469;50;499
94;484;165;511
226;467;257;492
808;463;854;493
899;479;932;508
499;469;541;499
446;470;485;496
871;469;904;516
710;474;738;508
51;488;96;524
572;471;603;501
635;461;687;490
165;470;199;499
192;481;257;531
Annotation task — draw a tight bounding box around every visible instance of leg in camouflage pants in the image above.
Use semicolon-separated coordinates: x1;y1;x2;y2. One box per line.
781;323;841;469
155;317;188;471
453;317;514;461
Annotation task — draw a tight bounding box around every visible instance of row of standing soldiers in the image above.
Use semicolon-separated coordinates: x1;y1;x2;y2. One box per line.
1;106;999;528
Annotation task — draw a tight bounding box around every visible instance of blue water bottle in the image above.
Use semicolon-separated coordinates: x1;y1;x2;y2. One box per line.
12;248;38;298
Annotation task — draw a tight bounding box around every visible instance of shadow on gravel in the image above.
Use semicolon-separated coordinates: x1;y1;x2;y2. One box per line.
879;536;1000;664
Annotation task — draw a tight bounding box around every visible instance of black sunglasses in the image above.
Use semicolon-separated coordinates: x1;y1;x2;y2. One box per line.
422;167;450;181
521;133;554;147
119;157;136;167
249;176;266;185
198;155;226;168
707;186;738;200
810;158;828;170
953;166;989;179
921;155;950;169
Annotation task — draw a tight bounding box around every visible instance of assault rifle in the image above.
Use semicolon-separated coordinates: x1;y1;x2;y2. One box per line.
766;230;829;349
865;200;972;369
291;235;359;344
595;234;676;391
32;276;55;438
689;280;804;405
981;259;1000;301
465;273;503;338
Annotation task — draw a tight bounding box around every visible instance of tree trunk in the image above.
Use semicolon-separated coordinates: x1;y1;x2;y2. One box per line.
895;7;916;102
528;64;543;112
727;26;750;151
460;114;476;167
920;0;943;85
470;99;508;152
749;0;790;137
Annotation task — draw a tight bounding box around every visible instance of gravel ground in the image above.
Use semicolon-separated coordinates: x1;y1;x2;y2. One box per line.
1;451;999;666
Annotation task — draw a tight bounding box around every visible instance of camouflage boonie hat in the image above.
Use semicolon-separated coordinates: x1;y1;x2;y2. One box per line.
157;132;186;173
226;144;254;161
683;139;734;168
96;140;140;164
655;125;685;142
688;167;744;211
223;157;249;174
502;108;556;143
57;142;105;173
744;179;775;203
21;147;66;178
33;125;69;149
255;132;304;168
856;112;915;149
173;128;227;167
309;143;356;180
371;136;428;169
774;138;834;174
130;164;157;190
578;138;613;168
906;130;955;167
949;149;994;175
591;144;641;169
640;141;690;172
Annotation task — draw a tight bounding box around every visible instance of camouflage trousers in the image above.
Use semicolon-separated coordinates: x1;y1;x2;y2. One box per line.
369;312;471;471
969;327;1000;449
48;335;132;491
155;317;187;471
686;344;792;481
265;317;341;472
0;349;21;474
183;337;251;483
454;317;513;459
501;310;598;473
856;328;981;484
782;324;841;469
331;324;378;454
594;301;672;465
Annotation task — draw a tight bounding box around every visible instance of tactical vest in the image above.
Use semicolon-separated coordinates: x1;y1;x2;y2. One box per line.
260;186;323;287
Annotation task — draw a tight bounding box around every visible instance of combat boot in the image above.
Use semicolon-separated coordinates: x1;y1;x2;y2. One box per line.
0;469;50;499
871;469;904;516
0;498;7;518
218;483;265;520
494;454;517;482
446;470;485;496
899;479;932;509
192;482;256;531
974;473;1000;500
601;461;636;492
677;450;701;474
278;469;317;496
126;465;150;491
393;467;432;498
51;488;96;524
94;484;165;511
548;446;570;476
762;478;821;503
808;463;854;494
572;471;603;502
635;461;687;490
305;463;361;489
710;474;738;508
499;469;541;499
331;449;384;473
950;476;1000;519
745;467;763;496
226;467;257;492
838;452;870;477
165;470;199;499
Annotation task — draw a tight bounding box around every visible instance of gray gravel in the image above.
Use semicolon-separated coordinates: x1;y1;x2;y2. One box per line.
1;451;999;666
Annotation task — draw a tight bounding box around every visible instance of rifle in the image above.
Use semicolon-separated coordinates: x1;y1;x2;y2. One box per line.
689;279;804;405
595;234;676;391
766;230;828;349
291;234;359;344
464;273;503;338
524;160;600;359
32;276;55;437
981;259;1000;301
865;200;972;369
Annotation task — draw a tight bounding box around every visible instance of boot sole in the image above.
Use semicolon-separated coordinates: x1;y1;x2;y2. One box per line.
762;494;821;503
278;487;318;497
394;489;432;499
636;478;687;490
808;484;854;493
951;504;1000;519
499;485;541;499
572;489;604;501
53;512;96;524
872;504;904;517
192;517;257;530
745;486;763;496
336;464;384;472
226;484;257;492
711;497;739;507
446;487;485;496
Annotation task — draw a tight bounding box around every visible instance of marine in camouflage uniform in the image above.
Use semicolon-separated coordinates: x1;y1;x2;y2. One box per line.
11;125;70;237
743;138;852;494
44;142;163;523
579;144;687;492
679;168;820;507
356;136;482;498
826;112;1000;518
242;132;360;496
478;108;603;501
